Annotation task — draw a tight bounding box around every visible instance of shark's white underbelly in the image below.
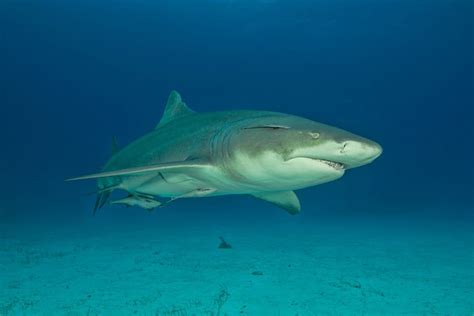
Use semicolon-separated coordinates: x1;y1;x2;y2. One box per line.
116;151;345;199
119;166;242;198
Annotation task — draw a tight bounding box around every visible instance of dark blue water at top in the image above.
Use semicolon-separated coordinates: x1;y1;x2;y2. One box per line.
0;0;472;225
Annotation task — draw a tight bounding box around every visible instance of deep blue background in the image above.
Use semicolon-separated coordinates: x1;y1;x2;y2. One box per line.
1;0;472;224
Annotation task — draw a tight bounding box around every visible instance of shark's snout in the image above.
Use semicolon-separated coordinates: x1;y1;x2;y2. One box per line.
337;139;382;168
285;129;382;171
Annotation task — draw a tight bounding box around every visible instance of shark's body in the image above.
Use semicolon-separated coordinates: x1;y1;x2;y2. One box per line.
69;91;382;214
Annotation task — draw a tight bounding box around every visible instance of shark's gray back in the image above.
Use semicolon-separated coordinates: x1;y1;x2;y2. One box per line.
103;110;284;172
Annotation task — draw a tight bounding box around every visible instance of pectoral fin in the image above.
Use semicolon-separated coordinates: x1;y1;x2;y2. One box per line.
251;191;301;215
66;159;210;181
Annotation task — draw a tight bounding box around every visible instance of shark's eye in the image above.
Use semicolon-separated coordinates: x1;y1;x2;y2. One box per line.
243;125;290;130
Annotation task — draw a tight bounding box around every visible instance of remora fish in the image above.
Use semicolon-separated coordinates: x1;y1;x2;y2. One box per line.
68;91;382;215
110;195;162;210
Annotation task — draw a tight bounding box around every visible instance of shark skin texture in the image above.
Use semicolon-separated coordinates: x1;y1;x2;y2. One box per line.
68;91;382;214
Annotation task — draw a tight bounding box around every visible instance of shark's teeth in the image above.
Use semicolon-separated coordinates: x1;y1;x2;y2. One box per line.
287;156;346;170
319;159;345;170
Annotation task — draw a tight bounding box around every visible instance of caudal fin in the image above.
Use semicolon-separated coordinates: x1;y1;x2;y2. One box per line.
93;191;111;215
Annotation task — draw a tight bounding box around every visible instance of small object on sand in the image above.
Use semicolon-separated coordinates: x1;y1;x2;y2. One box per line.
251;271;264;276
218;236;232;249
341;279;362;289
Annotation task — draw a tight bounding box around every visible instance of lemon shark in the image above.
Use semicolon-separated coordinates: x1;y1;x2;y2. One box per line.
68;91;382;214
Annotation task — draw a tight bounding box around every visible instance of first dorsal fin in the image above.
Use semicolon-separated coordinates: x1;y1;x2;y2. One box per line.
156;90;195;129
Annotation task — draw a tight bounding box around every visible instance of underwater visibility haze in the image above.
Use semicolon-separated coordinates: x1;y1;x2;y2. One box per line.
1;0;473;315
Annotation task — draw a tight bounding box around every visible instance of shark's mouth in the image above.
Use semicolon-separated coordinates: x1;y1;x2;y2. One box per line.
296;157;345;170
287;156;346;170
316;159;345;170
316;159;346;170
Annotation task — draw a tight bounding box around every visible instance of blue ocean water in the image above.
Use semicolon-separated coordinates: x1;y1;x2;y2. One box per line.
1;0;473;315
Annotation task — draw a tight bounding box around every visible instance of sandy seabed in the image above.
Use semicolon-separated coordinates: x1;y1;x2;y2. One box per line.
1;213;473;316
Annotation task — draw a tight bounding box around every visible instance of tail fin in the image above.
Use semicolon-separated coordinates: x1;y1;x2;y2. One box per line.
93;191;111;215
94;138;120;215
92;184;120;215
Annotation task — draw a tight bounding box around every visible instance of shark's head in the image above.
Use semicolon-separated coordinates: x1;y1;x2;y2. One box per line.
225;113;382;191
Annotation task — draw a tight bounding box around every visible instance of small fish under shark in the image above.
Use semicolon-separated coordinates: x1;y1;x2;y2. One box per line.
68;91;382;215
110;194;162;210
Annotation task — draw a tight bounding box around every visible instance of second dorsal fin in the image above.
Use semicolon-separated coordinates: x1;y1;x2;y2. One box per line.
156;90;195;129
111;136;119;155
